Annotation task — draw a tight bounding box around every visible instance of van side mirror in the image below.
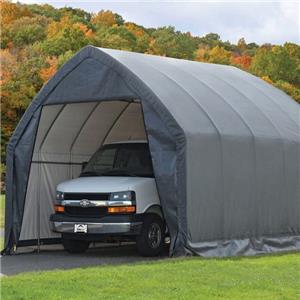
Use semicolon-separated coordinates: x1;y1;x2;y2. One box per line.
81;161;88;172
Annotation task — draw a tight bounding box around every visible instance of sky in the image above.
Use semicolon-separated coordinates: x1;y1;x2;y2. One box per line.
19;0;299;45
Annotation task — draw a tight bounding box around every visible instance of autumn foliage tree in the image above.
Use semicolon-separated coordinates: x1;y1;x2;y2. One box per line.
207;45;231;64
91;10;124;28
39;56;58;82
41;16;90;55
251;44;299;83
231;54;252;70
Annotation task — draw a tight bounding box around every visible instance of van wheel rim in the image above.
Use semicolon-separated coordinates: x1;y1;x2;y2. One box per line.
148;223;161;248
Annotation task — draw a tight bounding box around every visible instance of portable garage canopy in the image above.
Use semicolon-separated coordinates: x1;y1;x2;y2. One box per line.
3;46;300;256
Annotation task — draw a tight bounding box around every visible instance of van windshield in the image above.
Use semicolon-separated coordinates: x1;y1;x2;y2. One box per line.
80;143;154;177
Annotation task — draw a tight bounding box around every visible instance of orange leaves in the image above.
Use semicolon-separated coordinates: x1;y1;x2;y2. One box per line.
0;0;20;25
47;16;92;38
47;19;61;38
0;0;31;26
91;10;117;27
208;46;231;64
195;46;231;65
85;29;94;39
74;23;94;39
125;22;145;38
230;55;252;70
261;76;273;84
0;49;17;85
39;57;58;83
47;16;70;38
195;48;209;62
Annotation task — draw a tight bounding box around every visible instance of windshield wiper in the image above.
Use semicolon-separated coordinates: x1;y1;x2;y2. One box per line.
80;171;100;177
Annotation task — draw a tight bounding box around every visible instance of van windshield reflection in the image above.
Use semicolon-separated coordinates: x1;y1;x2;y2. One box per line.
80;143;154;178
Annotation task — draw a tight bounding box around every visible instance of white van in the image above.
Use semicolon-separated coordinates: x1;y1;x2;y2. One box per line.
50;141;166;256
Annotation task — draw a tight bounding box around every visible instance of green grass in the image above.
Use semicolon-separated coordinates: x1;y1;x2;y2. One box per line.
0;193;299;299
1;253;300;299
0;194;5;228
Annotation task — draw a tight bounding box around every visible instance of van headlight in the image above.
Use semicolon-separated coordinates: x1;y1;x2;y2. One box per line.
110;191;135;201
56;191;64;201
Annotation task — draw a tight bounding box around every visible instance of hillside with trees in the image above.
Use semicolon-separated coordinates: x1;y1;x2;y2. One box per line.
1;0;299;176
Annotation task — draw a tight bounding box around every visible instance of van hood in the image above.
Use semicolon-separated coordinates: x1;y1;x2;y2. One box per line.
57;176;154;193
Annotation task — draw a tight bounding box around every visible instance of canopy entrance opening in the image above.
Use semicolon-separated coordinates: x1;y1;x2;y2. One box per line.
20;100;148;243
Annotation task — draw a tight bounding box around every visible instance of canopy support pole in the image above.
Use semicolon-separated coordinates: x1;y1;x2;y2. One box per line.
37;151;41;253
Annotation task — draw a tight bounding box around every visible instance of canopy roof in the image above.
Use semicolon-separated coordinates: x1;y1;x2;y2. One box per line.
3;46;300;256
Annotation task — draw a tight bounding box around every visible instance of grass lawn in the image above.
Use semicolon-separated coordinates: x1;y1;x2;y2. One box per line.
1;252;300;299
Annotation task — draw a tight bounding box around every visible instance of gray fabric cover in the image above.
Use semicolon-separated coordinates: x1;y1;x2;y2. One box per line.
3;46;300;257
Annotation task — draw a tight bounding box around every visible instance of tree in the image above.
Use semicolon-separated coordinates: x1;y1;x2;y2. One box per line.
59;7;92;23
91;10;119;28
208;45;231;65
175;32;197;60
250;45;300;84
274;80;300;103
95;25;137;51
231;54;252;70
125;22;150;52
27;3;61;21
0;0;33;48
195;47;209;62
237;38;247;54
0;0;31;26
5;16;49;48
198;33;221;48
149;26;177;56
284;42;300;61
39;56;58;82
41;16;90;56
57;50;74;68
149;26;197;59
1;45;47;160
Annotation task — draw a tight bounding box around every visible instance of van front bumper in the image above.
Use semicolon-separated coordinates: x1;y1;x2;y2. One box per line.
51;221;143;235
50;214;143;235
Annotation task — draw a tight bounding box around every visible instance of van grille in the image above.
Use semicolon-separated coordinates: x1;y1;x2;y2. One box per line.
64;206;108;218
63;193;110;201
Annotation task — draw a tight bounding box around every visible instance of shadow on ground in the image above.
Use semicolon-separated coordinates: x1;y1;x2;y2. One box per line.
1;243;169;276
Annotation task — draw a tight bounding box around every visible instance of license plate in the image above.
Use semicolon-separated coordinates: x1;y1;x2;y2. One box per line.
74;224;88;233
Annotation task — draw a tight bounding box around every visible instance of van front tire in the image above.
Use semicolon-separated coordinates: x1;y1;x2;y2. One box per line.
136;214;165;257
62;238;90;254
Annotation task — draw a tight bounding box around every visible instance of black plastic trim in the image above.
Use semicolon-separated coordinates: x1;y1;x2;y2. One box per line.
50;213;145;223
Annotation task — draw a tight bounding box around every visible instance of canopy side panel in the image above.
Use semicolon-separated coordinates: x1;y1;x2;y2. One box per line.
101;48;300;256
19;105;63;240
4;108;41;252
